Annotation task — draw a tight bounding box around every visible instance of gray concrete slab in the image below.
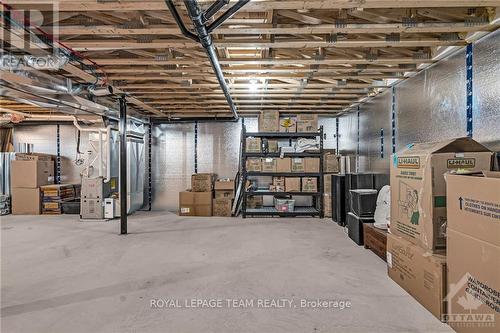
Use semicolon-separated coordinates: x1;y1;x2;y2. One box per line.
1;212;453;333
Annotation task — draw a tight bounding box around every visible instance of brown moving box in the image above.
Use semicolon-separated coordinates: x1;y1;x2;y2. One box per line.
261;158;277;172
324;151;340;173
215;190;234;199
386;233;447;320
273;177;285;187
445;172;499;333
296;114;318;133
11;160;54;188
390;137;492;252
324;174;334;194
213;198;232;217
179;191;213;216
214;180;234;199
276;158;291;172
279;117;297;133
191;173;214;192
258;111;279;132
267;140;279;153
246;137;261;153
15;153;52;161
285;177;301;192
247;196;263;209
291;158;305;172
11;188;41;215
302;177;317;192
246;158;261;172
304;158;320;173
324;194;332;218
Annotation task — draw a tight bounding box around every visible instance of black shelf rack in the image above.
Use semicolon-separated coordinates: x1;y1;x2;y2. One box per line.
241;125;324;218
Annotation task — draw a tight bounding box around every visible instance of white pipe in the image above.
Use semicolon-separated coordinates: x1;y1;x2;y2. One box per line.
98;130;103;177
104;125;112;183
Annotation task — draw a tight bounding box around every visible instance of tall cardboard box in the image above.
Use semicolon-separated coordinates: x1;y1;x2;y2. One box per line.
390;138;492;252
246;137;261;153
11;159;54;188
445;172;499;333
386;234;447;320
191;173;214;192
246;158;261;172
276;158;291;172
302;177;318;192
304;158;320;173
296;114;318;133
279;117;297;133
214;179;235;199
261;158;277;172
324;194;332;218
285;177;300;192
213;198;232;217
266;139;279;153
258;111;279;132
324;174;334;194
324;152;340;173
11;188;41;215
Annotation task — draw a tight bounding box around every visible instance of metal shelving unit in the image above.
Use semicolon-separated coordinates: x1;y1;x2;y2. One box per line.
241;125;324;218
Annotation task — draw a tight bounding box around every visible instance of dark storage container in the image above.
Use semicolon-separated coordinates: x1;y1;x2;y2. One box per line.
331;174;346;226
347;212;375;245
344;173;374;219
61;200;80;214
349;189;378;217
373;173;389;192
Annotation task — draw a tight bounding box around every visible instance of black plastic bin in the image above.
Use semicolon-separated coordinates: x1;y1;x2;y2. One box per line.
344;173;374;219
373;173;389;192
349;189;378;217
347;212;375;245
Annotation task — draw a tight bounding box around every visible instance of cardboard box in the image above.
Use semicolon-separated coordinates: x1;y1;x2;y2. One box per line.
191;173;214;192
324;174;334;194
304;158;320;173
15;153;52;161
302;177;318;192
264;139;279;153
272;177;285;187
390;137;492;252
285;177;301;192
258;111;279;132
214;179;234;191
213;198;232;217
291;158;305;172
445;171;499;332
276;158;291;172
386;233;447;320
324;194;332;218
296;114;318;133
246;137;261;153
279;117;297;133
215;190;234;199
324;152;340;173
247;195;263;209
11;160;54;188
11;187;41;215
261;158;277;172
246;158;261;172
179;191;213;216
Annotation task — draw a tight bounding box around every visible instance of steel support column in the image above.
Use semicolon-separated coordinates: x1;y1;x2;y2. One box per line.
119;97;127;235
56;124;61;184
466;43;473;137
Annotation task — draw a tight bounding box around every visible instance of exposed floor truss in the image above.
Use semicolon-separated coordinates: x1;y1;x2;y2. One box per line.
1;0;499;118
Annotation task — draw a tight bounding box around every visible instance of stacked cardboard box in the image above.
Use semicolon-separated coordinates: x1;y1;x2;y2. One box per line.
301;177;317;192
246;137;261;153
279;117;297;133
11;153;54;215
323;194;332;218
276;158;291;172
40;184;80;214
285;177;300;192
246;158;261;172
213;179;234;217
445;172;499;332
261;158;277;172
270;177;285;192
324;150;340;173
296;114;318;132
388;137;493;321
179;173;214;216
258;111;279;132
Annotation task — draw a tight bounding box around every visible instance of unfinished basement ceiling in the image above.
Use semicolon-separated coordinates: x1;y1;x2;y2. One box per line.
1;0;499;119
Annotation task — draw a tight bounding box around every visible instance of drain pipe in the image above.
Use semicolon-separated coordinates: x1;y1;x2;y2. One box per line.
165;0;249;121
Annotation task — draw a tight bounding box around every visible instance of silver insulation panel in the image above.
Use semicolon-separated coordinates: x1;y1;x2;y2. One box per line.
472;29;500;151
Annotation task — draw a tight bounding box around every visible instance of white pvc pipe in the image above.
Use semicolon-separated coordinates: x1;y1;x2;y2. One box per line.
104;125;112;183
98;130;103;177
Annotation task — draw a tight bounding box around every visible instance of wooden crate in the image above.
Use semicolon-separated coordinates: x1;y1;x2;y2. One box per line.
363;223;388;261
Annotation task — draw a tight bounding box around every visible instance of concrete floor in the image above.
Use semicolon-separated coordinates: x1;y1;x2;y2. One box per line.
1;212;453;333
